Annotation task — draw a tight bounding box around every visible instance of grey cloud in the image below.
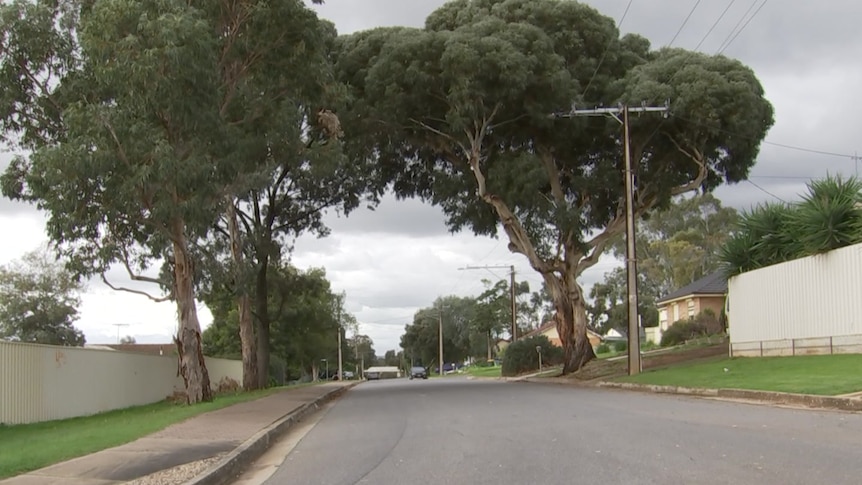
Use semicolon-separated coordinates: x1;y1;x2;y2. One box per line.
321;194;452;238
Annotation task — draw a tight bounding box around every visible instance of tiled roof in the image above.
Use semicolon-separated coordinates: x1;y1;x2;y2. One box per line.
656;271;727;304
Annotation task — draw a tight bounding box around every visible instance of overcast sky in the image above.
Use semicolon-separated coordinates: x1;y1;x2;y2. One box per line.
2;0;860;354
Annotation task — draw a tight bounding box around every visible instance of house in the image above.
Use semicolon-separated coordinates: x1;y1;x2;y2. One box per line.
655;271;727;335
522;320;603;349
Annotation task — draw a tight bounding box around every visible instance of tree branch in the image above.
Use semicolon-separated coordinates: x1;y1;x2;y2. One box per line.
100;274;172;302
540;148;566;204
667;135;708;195
410;118;468;156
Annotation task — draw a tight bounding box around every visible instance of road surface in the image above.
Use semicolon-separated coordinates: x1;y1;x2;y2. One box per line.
236;378;862;485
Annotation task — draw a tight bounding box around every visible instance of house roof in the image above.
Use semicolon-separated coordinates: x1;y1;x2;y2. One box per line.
656;271;727;304
522;319;602;340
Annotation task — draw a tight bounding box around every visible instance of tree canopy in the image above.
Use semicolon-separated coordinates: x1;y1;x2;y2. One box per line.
336;0;774;372
0;249;85;346
0;0;353;401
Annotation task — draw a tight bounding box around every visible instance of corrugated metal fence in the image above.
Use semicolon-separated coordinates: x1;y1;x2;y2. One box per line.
0;341;242;425
727;242;862;356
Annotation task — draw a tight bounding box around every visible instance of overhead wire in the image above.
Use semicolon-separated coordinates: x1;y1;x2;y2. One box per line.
581;0;634;98
718;0;770;54
667;0;703;47
715;0;759;54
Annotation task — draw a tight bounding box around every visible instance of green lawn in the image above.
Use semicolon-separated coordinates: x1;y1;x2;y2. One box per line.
616;354;862;396
0;385;309;479
464;366;502;378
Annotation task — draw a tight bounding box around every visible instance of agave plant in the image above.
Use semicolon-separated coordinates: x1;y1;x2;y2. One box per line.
793;175;862;254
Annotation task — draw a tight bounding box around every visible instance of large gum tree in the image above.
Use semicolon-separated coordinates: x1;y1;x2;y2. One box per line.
0;0;332;401
336;0;773;372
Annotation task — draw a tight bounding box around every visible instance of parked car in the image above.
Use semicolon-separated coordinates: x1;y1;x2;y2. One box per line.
366;371;380;380
409;366;428;380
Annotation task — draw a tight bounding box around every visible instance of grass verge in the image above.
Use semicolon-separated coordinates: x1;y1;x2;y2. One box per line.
464;366;502;378
615;354;862;396
0;384;311;479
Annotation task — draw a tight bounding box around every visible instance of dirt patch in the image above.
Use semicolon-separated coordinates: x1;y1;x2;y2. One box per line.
568;342;728;381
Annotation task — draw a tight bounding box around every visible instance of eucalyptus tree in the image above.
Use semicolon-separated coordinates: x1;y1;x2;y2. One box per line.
336;0;773;372
0;0;333;401
0;249;86;346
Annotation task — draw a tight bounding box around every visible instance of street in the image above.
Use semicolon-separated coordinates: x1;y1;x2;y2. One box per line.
238;378;862;485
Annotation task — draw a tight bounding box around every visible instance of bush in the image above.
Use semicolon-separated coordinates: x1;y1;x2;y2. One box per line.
595;343;611;354
660;320;708;347
613;340;628;352
501;335;563;377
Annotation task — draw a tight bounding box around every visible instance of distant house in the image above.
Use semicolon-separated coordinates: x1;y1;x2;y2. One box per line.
522;320;602;349
655;271;727;335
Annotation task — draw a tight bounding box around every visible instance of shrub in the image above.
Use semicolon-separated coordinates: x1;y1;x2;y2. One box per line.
501;335;563;376
596;343;611;354
660;320;708;347
613;340;628;352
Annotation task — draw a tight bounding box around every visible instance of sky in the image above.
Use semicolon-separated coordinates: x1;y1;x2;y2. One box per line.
2;0;861;354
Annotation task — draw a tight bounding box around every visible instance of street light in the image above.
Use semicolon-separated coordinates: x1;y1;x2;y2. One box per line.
536;345;543;372
321;358;328;381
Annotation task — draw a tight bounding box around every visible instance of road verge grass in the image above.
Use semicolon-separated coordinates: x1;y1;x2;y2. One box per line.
0;384;311;479
615;354;862;396
464;366;502;378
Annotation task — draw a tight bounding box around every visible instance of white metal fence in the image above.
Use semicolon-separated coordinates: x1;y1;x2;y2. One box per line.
0;340;242;425
727;242;862;356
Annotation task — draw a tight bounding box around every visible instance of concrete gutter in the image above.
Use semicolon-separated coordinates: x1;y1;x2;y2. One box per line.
185;382;358;485
594;381;862;412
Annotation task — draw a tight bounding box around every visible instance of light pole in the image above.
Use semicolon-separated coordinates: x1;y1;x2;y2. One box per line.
321;358;328;380
536;345;543;372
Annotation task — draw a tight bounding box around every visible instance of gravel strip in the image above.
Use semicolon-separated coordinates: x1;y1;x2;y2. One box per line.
125;454;226;485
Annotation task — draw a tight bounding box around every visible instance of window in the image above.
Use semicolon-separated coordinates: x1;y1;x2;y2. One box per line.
687;299;695;318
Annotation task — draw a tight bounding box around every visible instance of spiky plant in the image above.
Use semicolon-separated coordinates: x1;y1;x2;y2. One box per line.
793;175;862;254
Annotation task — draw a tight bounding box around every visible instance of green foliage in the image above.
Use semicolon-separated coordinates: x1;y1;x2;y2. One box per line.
595;343;611;354
613;341;628;353
593;194;739;333
338;0;773;372
501;335;562;377
0;249;85;346
201;263;367;378
659;310;723;347
721;175;862;276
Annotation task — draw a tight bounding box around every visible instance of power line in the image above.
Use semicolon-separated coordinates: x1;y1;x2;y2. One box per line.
668;0;703;47
671;113;857;160
717;0;769;54
693;0;737;50
715;0;758;53
581;0;633;97
746;179;787;203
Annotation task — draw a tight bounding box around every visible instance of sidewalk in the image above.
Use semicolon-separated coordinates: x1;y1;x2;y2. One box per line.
1;381;356;485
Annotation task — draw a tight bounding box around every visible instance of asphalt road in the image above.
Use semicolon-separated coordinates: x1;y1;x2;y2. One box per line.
252;378;862;485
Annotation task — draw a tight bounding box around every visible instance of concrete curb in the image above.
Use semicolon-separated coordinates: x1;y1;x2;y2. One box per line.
184;382;358;485
595;381;862;412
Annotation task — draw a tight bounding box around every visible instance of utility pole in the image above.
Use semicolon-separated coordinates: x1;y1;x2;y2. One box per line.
337;320;343;382
112;323;130;344
459;265;518;342
437;301;450;377
551;102;669;376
